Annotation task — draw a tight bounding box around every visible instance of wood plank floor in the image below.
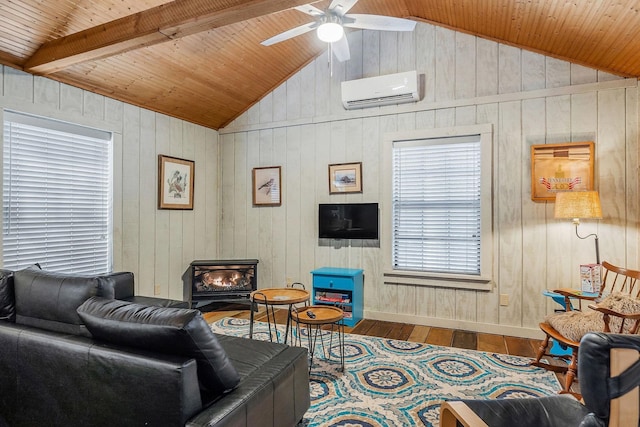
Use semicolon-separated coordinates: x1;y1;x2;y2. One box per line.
202;306;540;356
202;304;578;395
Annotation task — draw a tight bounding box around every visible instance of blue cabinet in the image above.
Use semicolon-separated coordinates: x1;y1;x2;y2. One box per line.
311;267;363;327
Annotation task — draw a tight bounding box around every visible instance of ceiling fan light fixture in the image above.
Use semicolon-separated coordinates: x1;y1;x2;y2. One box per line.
317;22;344;43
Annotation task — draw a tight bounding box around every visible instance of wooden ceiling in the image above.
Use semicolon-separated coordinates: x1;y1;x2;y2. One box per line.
1;0;639;130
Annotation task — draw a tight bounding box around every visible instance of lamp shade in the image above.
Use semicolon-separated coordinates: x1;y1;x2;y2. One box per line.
554;191;602;220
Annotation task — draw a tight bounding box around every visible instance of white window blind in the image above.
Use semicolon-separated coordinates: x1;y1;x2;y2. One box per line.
392;135;482;275
3;111;113;274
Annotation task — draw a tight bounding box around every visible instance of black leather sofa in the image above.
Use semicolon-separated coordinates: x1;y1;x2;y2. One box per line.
0;266;310;427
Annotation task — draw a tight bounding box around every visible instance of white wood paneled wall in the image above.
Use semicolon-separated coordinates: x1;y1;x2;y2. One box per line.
0;66;220;301
221;22;640;338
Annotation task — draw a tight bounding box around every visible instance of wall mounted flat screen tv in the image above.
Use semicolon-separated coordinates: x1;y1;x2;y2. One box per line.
319;203;379;240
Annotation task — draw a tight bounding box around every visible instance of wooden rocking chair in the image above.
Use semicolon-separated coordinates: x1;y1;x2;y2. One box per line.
531;261;640;396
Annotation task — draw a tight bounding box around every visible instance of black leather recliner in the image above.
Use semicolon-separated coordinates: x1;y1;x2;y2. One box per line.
440;332;640;427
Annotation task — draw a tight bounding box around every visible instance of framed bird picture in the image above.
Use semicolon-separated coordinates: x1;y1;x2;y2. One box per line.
252;166;282;206
158;155;194;209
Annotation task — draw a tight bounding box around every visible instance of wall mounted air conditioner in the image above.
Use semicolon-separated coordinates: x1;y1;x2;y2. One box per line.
341;70;421;110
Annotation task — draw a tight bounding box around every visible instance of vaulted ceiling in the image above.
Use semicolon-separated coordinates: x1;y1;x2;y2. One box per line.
1;0;639;130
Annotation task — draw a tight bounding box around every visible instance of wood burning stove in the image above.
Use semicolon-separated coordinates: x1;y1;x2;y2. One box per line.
187;259;258;308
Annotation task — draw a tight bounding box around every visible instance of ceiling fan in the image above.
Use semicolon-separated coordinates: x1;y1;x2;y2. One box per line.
261;0;416;62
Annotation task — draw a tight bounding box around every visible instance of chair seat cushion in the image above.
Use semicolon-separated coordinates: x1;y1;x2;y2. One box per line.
546;292;640;342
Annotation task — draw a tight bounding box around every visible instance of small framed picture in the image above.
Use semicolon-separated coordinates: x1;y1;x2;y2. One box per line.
158;155;194;210
252;166;282;206
328;162;362;194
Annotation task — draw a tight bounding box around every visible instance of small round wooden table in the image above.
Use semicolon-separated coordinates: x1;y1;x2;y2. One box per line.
249;287;310;344
291;305;345;372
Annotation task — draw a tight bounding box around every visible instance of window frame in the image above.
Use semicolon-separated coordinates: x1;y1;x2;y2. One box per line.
2;110;114;274
382;124;494;290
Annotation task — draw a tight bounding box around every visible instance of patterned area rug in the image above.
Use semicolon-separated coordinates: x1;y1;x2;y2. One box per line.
210;317;560;427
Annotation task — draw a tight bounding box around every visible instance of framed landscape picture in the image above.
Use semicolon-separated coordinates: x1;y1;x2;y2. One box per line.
329;162;362;194
530;141;594;202
158;155;194;209
252;166;281;206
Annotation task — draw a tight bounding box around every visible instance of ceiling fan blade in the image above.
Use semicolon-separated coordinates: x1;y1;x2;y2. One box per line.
294;4;324;17
329;0;359;16
331;35;350;62
261;22;317;46
343;14;417;32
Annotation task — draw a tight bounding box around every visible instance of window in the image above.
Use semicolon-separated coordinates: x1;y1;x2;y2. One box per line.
3;111;113;274
383;125;492;289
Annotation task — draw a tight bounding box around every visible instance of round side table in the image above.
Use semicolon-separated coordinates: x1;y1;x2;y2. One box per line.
249;287;310;344
291;305;345;372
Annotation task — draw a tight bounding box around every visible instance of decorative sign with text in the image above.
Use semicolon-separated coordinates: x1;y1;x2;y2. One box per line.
530;141;594;202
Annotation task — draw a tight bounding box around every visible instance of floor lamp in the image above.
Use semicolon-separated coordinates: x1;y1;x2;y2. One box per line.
554;191;603;264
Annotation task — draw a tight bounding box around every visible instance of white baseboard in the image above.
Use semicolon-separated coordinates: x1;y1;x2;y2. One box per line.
363;310;545;340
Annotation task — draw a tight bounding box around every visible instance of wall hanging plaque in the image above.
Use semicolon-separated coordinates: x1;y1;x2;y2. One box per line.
530;141;594;202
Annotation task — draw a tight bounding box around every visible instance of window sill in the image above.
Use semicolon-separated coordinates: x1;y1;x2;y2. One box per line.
383;270;493;291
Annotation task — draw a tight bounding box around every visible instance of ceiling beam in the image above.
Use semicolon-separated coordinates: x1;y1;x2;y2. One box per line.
0;51;25;71
24;0;317;75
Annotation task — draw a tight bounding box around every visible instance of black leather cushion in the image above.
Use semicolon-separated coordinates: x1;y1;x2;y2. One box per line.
460;394;590;427
124;295;190;308
96;271;135;299
0;270;15;322
77;297;240;397
13;265;99;335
